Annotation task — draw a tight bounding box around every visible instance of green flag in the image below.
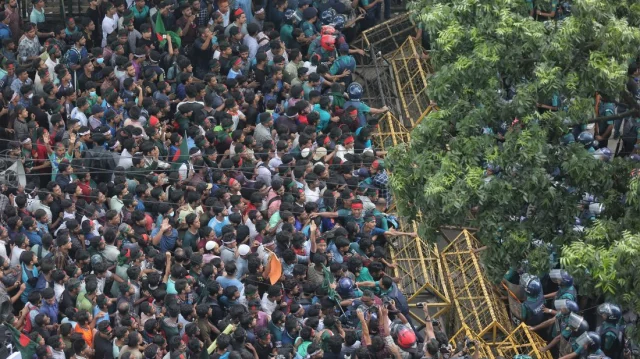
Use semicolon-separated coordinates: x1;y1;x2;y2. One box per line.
8;325;38;359
322;265;340;303
154;12;182;49
171;131;190;173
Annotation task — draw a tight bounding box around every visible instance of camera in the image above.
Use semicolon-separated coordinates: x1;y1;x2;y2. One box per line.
464;337;475;348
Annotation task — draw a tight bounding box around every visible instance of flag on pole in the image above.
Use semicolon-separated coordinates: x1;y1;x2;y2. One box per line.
154;12;182;48
8;324;37;359
171;131;190;171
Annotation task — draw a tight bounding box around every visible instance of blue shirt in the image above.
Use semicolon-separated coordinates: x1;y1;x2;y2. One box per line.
40;301;59;323
216;276;244;293
93;306;110;325
208;216;230;237
176;84;186;100
21;264;39;303
22;230;42;246
150;227;178;252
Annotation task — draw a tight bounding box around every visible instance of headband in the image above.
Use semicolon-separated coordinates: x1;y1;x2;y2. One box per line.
109;140;120;149
223;238;236;244
20;138;32;144
344;136;354;145
134;53;145;58
255;8;264;14
233;58;242;66
349;109;357;115
190;150;202;157
79;130;90;136
229;178;237;186
351;203;363;210
10;92;19;102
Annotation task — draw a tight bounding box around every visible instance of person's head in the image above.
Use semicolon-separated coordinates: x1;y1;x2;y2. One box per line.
24;23;37;39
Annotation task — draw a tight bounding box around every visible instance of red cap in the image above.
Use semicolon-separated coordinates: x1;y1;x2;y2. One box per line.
149;116;159;127
234;8;244;16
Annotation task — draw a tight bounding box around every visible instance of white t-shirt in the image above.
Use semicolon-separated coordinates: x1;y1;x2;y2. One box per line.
102;15;118;47
260;292;278;316
304;184;320;204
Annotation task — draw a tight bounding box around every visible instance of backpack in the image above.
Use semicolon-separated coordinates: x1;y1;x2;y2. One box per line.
35;245;53;261
22;303;39;333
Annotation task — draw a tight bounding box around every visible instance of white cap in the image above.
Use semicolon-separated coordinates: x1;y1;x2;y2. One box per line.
238;244;251;256
205;241;218;251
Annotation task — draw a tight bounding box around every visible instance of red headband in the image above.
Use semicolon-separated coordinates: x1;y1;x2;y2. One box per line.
233;58;242;66
351;203;363;210
229;178;237;186
349;109;357;115
344;136;354;145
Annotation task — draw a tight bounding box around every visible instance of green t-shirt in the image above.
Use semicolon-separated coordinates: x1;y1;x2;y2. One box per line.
280;24;294;47
183;230;199;252
77;292;94;312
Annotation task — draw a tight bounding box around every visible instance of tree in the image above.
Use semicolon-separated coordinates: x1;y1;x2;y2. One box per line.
561;223;640;313
390;0;640;283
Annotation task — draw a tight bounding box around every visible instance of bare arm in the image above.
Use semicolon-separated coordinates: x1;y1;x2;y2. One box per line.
309;221;317;253
530;317;555;331
10;283;26;304
162;252;172;283
423;303;435;340
357;310;372;346
541;335;562;352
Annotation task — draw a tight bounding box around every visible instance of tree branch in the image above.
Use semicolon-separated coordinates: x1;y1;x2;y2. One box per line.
585;109;640;124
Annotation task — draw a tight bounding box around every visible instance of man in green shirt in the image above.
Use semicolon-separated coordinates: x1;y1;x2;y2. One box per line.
183;213;201;252
77;280;98;312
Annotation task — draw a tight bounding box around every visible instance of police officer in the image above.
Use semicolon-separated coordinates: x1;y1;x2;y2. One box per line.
329;42;355;85
597;303;623;359
549;269;577;303
301;7;319;39
564;332;605;359
520;274;545;327
539;301;581;357
578;131;599;153
343;82;388;128
280;9;297;48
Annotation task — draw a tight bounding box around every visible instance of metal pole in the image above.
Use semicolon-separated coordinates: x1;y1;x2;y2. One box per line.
369;45;387;108
60;0;66;23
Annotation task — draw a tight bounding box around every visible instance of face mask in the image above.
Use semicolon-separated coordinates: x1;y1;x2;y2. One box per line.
89;91;96;97
96;58;104;64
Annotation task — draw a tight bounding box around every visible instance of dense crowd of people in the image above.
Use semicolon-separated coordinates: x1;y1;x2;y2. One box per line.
0;0;446;357
0;0;630;358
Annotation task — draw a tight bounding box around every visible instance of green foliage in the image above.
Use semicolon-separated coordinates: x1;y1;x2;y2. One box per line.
561;224;640;312
393;0;640;283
